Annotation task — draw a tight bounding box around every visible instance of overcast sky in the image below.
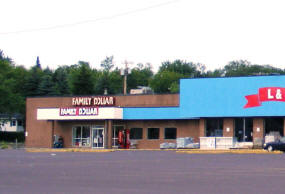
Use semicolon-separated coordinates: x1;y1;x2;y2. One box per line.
1;0;285;72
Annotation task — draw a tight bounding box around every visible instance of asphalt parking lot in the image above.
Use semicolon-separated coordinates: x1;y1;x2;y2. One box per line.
0;150;285;194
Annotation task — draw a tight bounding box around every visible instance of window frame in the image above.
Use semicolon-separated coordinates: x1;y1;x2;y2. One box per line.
10;120;16;127
164;127;177;139
147;128;160;140
72;126;91;147
130;128;143;140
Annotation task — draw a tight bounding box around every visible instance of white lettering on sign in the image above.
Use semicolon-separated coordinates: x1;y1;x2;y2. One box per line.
78;107;98;116
276;89;282;99
59;107;98;116
72;96;115;106
267;89;283;100
93;97;114;106
268;89;274;99
72;97;92;106
60;108;77;116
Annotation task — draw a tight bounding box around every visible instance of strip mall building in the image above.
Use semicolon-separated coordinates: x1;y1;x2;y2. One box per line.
26;75;285;149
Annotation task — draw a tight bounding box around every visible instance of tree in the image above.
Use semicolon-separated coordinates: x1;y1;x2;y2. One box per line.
127;63;153;91
100;56;114;72
158;60;202;77
70;61;96;95
23;66;44;97
150;71;183;93
204;69;224;78
53;66;71;95
38;74;57;96
149;60;204;93
0;51;25;116
224;60;285;77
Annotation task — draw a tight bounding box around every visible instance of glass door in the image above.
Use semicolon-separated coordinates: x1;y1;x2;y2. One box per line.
112;125;124;148
234;118;253;142
92;127;104;148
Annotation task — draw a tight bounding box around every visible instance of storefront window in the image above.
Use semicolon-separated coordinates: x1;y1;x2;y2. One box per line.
265;117;284;136
130;128;143;139
206;118;223;137
234;118;253;142
72;126;91;147
148;128;159;139
165;128;177;139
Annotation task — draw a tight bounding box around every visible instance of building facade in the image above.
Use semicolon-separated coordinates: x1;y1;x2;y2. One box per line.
25;75;285;149
0;114;24;132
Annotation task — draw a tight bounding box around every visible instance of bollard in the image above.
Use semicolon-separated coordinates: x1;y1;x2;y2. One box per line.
15;138;18;149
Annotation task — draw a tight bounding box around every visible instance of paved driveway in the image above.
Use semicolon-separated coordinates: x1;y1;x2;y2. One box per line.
0;150;284;194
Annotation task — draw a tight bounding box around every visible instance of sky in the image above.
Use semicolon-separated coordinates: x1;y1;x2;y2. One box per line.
1;0;285;72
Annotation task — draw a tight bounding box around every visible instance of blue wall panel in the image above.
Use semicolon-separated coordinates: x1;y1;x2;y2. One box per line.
123;107;183;120
180;75;285;117
123;75;285;120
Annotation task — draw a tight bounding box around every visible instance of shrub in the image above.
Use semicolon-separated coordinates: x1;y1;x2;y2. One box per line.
0;141;9;149
0;132;25;142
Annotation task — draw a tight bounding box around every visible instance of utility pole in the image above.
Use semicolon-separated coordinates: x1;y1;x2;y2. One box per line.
120;60;132;95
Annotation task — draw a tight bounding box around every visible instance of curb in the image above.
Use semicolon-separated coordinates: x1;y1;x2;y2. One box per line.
25;148;283;154
176;149;283;154
26;148;115;153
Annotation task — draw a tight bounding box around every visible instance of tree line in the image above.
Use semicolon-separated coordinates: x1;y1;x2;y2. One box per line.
1;50;285;117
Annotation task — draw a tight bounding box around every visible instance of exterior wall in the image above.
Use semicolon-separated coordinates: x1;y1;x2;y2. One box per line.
223;118;234;137
26;94;178;148
26;92;285;149
199;119;206;137
123;120;200;149
26;98;53;148
30;119;199;149
115;94;179;107
54;120;105;148
253;118;264;147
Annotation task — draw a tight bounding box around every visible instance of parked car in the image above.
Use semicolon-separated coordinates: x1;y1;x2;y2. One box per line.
264;137;285;152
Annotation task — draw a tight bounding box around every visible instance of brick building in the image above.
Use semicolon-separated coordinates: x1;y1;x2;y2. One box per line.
25;75;285;149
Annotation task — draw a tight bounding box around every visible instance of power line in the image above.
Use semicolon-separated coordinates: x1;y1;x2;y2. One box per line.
0;0;179;35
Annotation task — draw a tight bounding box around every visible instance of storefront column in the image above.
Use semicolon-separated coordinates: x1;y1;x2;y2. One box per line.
106;120;113;149
253;118;264;148
199;119;206;137
223;118;234;137
47;120;54;148
283;118;285;137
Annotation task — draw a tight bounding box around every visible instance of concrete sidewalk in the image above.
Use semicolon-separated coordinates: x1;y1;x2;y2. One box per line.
25;148;283;154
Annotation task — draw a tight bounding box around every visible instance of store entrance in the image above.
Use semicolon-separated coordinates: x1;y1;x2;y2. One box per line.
234;118;253;142
112;125;124;148
92;127;104;148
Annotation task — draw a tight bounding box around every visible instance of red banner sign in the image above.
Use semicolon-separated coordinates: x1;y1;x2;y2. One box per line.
244;87;285;108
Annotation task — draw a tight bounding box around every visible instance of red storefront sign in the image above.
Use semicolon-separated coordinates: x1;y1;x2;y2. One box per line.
244;87;285;108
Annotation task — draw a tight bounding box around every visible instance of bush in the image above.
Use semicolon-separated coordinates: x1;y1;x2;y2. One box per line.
0;141;8;149
0;132;25;142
